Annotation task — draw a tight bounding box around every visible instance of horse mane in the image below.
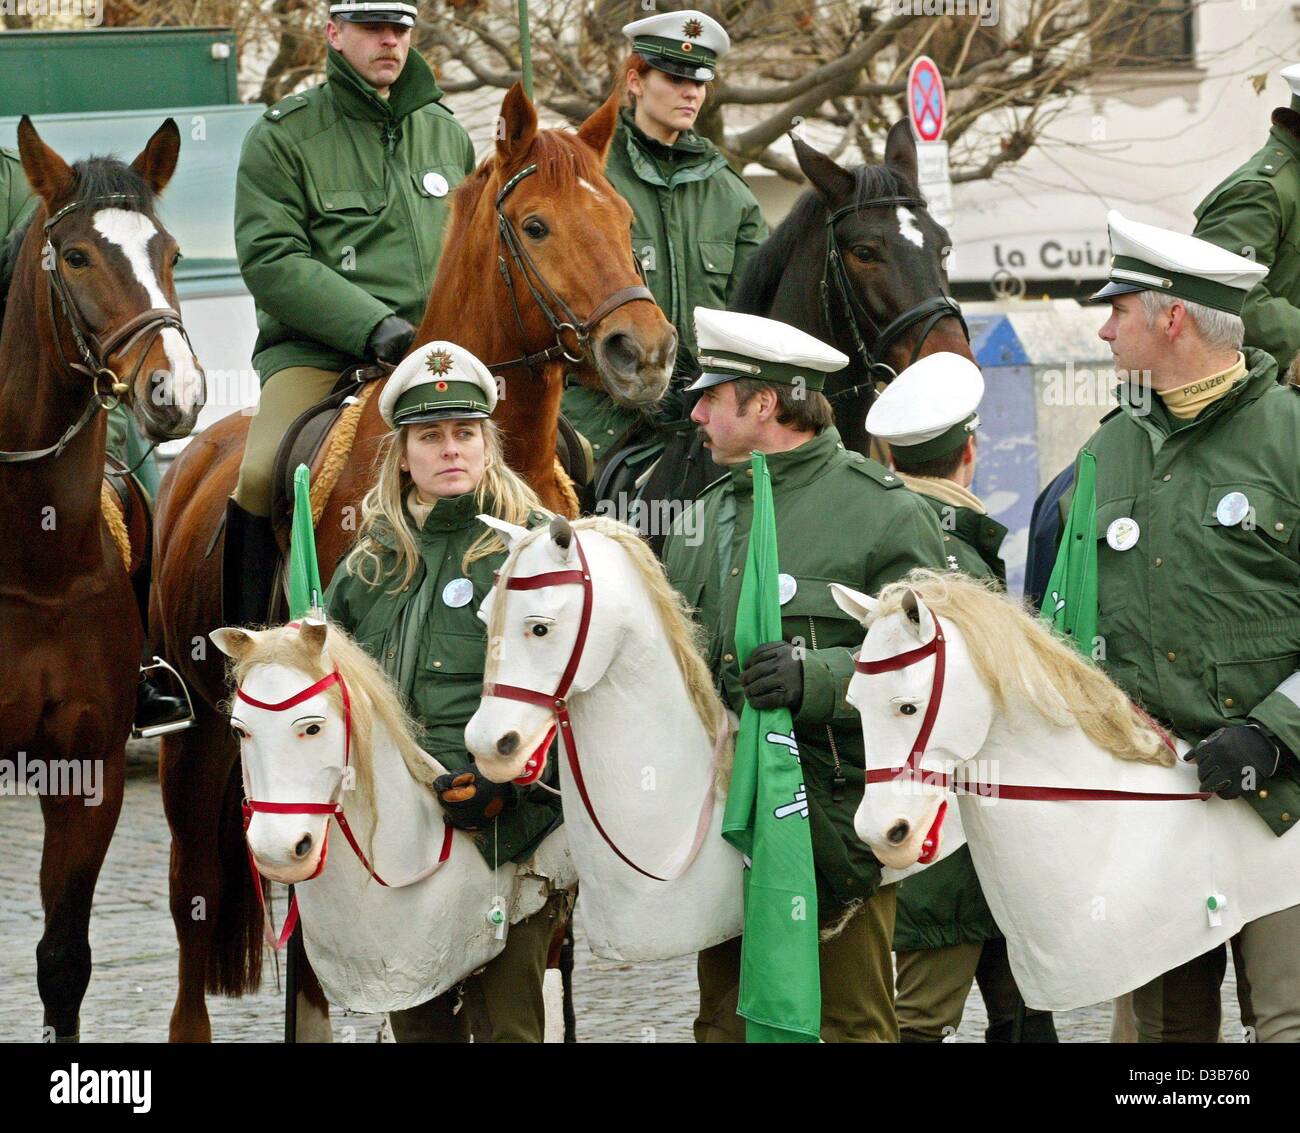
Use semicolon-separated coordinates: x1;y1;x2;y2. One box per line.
732;160;920;315
873;569;1173;767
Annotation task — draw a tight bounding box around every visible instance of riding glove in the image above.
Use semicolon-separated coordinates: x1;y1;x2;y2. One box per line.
366;315;416;365
740;640;804;712
1189;723;1284;799
433;764;513;831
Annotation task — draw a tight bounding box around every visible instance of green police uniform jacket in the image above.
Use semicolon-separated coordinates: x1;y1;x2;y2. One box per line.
561;110;769;465
324;493;562;865
663;428;948;910
1194;109;1300;375
235;48;475;383
893;486;1007;952
1076;347;1300;836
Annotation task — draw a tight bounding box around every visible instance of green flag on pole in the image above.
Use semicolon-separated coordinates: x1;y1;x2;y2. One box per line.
288;463;323;621
721;452;821;1043
1041;448;1098;654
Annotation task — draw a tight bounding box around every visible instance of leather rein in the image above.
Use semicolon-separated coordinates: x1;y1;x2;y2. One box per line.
0;194;194;465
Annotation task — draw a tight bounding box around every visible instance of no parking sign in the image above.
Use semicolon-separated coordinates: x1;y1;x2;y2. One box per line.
908;56;946;142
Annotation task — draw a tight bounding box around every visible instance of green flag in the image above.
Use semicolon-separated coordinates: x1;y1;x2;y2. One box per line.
288;463;323;621
721;452;821;1043
1042;448;1098;654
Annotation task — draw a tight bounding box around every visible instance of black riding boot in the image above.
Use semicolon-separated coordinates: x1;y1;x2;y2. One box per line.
222;498;279;628
134;670;189;733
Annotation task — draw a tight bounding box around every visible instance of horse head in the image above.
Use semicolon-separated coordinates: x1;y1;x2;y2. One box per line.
831;580;993;870
15;116;205;442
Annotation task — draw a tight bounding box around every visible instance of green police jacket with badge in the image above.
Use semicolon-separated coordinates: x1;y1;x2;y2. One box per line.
1194;108;1300;375
1076;347;1300;836
324;493;562;865
663;427;948;910
235;47;475;383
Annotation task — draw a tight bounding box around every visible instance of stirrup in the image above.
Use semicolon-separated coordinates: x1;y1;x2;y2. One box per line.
132;656;197;739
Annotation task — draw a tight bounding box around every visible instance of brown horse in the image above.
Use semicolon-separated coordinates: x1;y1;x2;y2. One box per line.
0;117;204;1041
153;82;674;1041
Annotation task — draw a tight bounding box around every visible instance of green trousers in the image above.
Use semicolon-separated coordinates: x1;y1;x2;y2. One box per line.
388;892;566;1043
233;366;341;517
695;883;899;1043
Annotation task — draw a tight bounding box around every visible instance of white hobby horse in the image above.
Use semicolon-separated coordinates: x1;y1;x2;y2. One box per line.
832;569;1300;1013
213;618;574;1017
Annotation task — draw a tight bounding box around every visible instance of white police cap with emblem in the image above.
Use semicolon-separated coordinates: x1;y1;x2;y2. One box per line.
688;307;848;393
379;341;498;428
329;2;417;27
623;9;730;83
866;352;983;462
1282;61;1300;107
1090;209;1268;315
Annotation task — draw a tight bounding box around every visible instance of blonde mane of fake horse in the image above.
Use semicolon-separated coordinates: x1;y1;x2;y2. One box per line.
487;517;732;782
225;624;441;847
873;569;1173;767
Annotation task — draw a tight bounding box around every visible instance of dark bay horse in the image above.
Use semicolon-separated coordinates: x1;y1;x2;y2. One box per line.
152;82;674;1041
0;117;204;1040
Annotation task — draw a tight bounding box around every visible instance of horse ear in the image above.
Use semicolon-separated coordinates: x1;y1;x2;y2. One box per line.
16;116;74;208
577;86;621;161
548;514;575;563
791;133;855;208
478;513;531;550
900;588;936;642
211;627;257;660
884;119;920;191
299;617;327;656
496;82;538;166
131;118;181;196
830;583;879;628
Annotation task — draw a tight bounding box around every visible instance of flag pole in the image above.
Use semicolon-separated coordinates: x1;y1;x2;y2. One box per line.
518;0;534;101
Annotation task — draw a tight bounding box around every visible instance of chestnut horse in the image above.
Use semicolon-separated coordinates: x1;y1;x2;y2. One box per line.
0;118;204;1041
152;83;674;1041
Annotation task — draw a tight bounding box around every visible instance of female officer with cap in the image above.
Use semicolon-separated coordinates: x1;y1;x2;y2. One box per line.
325;341;564;1042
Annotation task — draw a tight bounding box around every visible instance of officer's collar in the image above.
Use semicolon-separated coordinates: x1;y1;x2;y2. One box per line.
1271;107;1300;152
620;108;710;158
727;426;842;495
412;489;488;535
1118;347;1280;426
326;46;443;122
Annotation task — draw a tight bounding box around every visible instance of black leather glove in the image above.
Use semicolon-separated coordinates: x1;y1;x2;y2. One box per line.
740;640;804;712
1189;723;1283;799
433;765;513;831
366;315;416;365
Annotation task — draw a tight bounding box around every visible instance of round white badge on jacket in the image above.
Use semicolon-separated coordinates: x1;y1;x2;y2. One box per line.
442;578;474;608
423;172;449;198
778;573;797;605
1106;517;1140;551
1215;491;1250;527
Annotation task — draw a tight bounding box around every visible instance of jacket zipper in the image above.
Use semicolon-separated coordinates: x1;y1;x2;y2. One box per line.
808;615;846;801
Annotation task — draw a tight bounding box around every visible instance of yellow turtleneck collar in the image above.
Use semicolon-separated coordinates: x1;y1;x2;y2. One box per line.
1159;353;1246;419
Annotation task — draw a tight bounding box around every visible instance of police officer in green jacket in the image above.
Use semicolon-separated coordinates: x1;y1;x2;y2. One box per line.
325;340;564;1042
562;10;768;471
228;1;477;626
868;352;1055;1044
1078;211;1300;1043
663;307;948;1042
1193;62;1300;376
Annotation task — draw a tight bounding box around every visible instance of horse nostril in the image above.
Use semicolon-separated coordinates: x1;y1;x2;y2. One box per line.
887;821;911;846
294;834;313;859
497;731;520;756
599;331;640;376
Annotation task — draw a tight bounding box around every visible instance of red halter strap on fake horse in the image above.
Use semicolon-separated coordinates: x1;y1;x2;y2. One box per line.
484;533;714;882
236;667;453;950
855;614;1209;802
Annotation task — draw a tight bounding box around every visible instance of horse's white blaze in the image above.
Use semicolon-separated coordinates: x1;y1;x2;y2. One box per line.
93;208;202;411
896;206;925;250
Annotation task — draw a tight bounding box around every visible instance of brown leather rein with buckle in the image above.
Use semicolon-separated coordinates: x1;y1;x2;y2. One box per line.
0;194;194;465
487;164;654;377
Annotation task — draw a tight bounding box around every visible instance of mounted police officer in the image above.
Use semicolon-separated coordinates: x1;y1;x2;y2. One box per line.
663;307;947;1042
325;341;564;1042
228;1;476;626
867;353;1056;1044
563;10;767;491
1076;211;1300;1042
1194;62;1300;375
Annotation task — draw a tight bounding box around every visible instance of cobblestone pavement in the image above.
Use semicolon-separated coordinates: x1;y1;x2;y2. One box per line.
0;742;1243;1043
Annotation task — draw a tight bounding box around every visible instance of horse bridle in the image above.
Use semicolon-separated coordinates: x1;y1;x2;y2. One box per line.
0;194;195;465
489;164;656;376
820;193;969;402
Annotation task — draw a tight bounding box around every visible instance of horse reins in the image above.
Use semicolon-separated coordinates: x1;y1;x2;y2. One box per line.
488;164;655;377
235;664;453;950
0;194;195;465
483;531;715;881
820;193;969;402
856;615;1211;803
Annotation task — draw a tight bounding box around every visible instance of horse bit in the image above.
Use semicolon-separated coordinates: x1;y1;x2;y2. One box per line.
0;193;194;465
820;193;970;403
489;163;655;376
